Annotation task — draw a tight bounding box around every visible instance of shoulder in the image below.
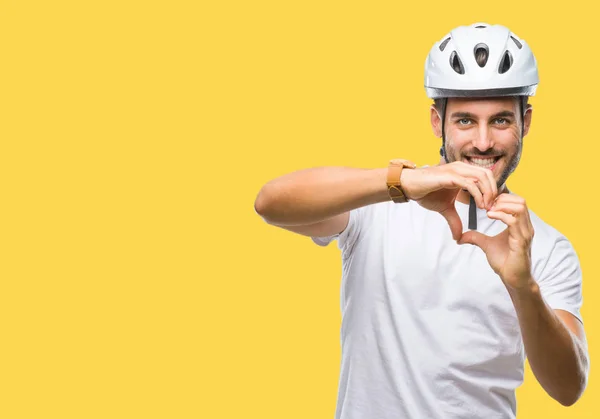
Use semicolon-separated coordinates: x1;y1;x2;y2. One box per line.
527;206;575;252
525;206;583;322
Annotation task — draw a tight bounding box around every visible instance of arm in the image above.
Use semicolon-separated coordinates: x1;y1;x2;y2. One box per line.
459;193;589;406
254;162;499;238
254;166;390;236
509;283;589;406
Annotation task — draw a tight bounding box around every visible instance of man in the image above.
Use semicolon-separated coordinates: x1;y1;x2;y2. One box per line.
254;23;589;418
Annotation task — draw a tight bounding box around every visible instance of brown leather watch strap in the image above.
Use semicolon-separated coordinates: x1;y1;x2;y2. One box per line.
387;159;417;203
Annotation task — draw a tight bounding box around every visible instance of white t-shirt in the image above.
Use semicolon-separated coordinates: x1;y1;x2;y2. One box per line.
312;196;583;419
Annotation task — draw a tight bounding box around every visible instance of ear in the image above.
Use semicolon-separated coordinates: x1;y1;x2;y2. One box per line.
522;104;533;137
430;105;443;138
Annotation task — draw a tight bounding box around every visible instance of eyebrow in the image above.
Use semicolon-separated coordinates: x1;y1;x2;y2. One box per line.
450;111;516;119
491;111;516;118
450;112;475;119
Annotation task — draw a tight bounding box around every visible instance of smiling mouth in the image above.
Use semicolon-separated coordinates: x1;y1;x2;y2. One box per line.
464;156;501;170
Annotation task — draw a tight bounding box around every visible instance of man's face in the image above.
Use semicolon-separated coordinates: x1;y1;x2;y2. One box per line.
432;97;532;189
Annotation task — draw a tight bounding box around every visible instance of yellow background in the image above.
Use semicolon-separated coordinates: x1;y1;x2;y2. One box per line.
0;0;596;418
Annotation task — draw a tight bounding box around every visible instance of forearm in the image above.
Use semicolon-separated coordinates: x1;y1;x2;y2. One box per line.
509;280;588;406
254;166;389;225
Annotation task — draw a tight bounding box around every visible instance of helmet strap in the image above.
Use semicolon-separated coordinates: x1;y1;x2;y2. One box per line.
519;96;526;138
439;98;448;163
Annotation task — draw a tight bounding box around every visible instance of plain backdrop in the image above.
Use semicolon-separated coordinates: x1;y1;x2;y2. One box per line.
0;1;597;418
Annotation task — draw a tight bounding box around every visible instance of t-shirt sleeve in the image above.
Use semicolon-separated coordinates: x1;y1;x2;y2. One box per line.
311;205;369;257
537;236;584;323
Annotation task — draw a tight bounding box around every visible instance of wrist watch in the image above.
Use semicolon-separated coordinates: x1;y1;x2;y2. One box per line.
387;159;417;203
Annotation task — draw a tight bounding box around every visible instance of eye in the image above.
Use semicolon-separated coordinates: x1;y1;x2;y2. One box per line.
458;118;472;125
494;118;509;125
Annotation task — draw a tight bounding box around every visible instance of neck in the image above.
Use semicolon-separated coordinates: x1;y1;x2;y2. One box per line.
456;184;509;205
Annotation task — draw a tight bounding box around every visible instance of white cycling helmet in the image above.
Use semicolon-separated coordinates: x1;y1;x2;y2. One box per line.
424;23;539;98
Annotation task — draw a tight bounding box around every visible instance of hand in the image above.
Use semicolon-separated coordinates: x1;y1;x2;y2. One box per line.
401;162;498;240
458;193;535;291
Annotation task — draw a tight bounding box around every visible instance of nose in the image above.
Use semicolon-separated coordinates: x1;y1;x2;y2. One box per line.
472;124;494;153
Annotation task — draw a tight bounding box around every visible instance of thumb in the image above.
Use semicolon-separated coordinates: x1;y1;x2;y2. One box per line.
458;230;489;251
440;206;462;241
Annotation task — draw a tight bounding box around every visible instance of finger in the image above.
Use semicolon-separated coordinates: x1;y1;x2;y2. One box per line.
450;176;485;209
466;164;497;202
440;173;483;207
472;167;497;210
486;210;523;239
486;210;518;225
457;230;490;252
492;193;532;223
440;205;463;241
489;201;532;238
494;193;526;205
452;163;495;209
489;201;525;216
483;167;498;200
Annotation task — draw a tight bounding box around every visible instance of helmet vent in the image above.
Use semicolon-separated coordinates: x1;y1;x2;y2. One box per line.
474;43;489;67
510;36;523;49
499;50;513;74
475;25;487;28
450;51;465;74
439;37;451;51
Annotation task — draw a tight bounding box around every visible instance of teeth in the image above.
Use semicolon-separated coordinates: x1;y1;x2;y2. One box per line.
469;157;496;168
